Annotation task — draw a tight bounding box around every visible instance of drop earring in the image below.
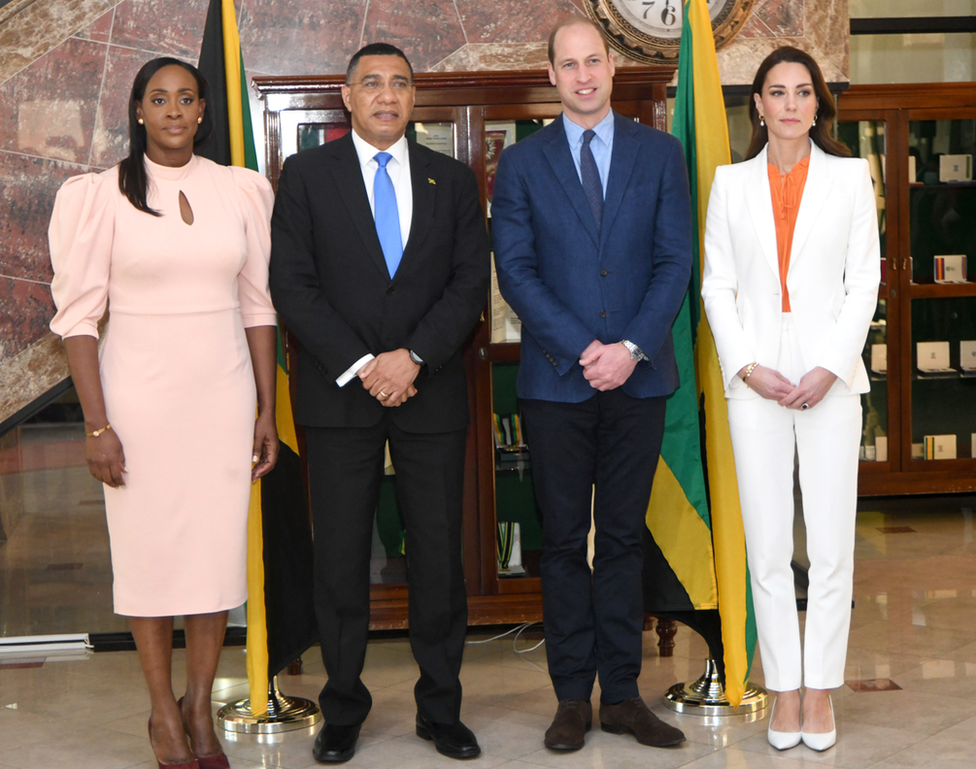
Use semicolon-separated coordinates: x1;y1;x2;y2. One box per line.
759;115;765;127
812;115;817;127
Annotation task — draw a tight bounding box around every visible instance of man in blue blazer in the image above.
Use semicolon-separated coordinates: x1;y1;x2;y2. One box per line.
492;17;692;752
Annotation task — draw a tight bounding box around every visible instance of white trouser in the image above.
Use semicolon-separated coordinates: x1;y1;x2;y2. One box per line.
727;315;861;691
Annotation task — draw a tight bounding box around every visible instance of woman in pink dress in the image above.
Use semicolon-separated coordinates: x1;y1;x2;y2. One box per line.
49;58;279;768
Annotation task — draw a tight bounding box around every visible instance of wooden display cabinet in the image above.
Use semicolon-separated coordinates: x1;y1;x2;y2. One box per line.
838;83;976;495
253;68;675;630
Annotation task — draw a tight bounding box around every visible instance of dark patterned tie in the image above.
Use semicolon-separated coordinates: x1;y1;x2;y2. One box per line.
580;129;603;231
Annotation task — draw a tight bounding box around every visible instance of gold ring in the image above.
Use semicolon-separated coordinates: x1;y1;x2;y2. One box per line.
379;391;389;398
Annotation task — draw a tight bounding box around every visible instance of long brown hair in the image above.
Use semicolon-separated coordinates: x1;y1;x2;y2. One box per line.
745;46;850;161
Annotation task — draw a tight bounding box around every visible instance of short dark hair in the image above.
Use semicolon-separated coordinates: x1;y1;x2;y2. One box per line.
118;57;214;216
547;16;611;65
746;46;851;161
346;43;414;84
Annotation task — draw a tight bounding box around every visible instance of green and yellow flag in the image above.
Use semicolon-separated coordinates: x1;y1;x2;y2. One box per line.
640;0;721;686
669;0;757;706
198;0;317;716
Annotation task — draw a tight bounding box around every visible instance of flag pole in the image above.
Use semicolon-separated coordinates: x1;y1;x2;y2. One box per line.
199;0;321;733
658;0;767;716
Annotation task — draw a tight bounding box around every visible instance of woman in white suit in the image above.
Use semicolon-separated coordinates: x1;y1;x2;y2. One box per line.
702;47;879;752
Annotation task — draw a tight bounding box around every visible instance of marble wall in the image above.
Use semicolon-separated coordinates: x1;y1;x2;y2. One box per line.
0;0;848;425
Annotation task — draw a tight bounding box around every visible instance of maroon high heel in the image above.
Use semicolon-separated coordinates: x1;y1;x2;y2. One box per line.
196;754;231;769
148;717;201;769
178;697;231;768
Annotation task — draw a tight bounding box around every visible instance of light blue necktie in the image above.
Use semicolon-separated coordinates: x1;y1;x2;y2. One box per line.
373;152;403;277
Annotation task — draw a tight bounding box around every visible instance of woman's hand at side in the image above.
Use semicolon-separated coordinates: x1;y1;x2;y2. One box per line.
86;428;127;488
251;409;279;481
738;363;794;401
63;335;127;488
779;366;837;411
245;325;279;481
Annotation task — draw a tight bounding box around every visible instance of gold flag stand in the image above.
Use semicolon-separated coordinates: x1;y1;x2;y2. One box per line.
664;658;767;717
218;675;321;734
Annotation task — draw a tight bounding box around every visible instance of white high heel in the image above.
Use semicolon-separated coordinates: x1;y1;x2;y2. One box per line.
801;695;836;751
767;698;802;750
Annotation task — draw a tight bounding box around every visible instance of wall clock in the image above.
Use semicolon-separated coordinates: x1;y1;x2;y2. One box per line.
584;0;757;64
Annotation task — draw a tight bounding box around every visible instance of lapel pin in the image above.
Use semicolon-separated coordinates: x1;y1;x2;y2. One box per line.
428;178;436;185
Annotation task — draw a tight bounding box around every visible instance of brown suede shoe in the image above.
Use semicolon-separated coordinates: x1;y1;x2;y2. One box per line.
599;697;685;747
544;700;592;751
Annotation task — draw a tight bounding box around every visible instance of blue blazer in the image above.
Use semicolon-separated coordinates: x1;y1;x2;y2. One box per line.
491;112;693;403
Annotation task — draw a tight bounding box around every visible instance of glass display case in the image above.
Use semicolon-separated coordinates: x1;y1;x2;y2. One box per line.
839;83;976;494
480;113;561;594
254;69;674;627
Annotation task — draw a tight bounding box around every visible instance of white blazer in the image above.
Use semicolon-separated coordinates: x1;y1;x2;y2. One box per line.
701;141;881;399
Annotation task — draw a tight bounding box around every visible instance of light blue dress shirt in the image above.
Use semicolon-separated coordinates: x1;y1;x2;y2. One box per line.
562;110;615;198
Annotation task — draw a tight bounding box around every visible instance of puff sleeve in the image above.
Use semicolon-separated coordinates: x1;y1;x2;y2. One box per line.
230;166;277;328
48;170;118;340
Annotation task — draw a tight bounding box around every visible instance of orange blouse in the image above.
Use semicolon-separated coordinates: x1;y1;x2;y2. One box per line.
767;155;810;312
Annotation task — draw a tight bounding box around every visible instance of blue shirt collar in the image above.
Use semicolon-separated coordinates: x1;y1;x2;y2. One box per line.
562;109;615;149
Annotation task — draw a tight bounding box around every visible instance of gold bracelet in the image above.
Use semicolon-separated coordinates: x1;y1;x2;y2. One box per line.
742;362;759;383
86;423;112;438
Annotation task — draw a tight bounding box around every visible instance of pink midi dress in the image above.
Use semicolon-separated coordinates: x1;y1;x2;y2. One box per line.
49;154;276;617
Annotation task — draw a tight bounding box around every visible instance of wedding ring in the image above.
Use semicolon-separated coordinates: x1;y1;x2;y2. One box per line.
801;403;810;410
379;391;389;398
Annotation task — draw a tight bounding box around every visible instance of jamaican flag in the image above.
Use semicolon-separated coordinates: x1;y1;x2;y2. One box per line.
643;0;757;707
198;0;317;715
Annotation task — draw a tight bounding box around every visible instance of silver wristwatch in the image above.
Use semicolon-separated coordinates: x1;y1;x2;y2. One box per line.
620;340;647;361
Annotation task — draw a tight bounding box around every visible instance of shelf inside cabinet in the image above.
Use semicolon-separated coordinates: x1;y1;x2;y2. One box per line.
913;370;970;380
908;282;976;299
486;342;521;361
909;181;976;189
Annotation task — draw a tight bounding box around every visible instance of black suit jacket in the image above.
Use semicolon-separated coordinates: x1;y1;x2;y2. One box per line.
269;133;490;433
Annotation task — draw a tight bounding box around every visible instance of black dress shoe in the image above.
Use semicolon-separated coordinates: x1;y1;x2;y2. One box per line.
415;714;481;760
312;723;360;764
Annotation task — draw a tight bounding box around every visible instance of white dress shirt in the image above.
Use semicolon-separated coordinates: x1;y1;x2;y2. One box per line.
336;130;415;387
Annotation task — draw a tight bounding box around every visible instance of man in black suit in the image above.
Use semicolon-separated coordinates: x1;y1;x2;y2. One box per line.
269;43;489;764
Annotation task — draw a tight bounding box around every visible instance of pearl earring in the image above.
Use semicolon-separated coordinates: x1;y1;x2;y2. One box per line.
197;117;202;124
759;116;765;127
812;115;817;127
138;118;144;125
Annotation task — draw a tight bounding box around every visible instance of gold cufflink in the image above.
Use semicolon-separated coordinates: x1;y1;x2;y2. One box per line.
428;178;436;185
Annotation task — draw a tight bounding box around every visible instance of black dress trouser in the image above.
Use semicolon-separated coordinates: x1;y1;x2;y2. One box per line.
303;418;468;726
522;389;666;704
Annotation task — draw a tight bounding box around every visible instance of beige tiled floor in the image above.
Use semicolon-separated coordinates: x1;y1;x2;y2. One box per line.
1;497;976;767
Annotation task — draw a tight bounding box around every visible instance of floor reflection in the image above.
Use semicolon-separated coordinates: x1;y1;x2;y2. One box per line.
0;424;123;637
